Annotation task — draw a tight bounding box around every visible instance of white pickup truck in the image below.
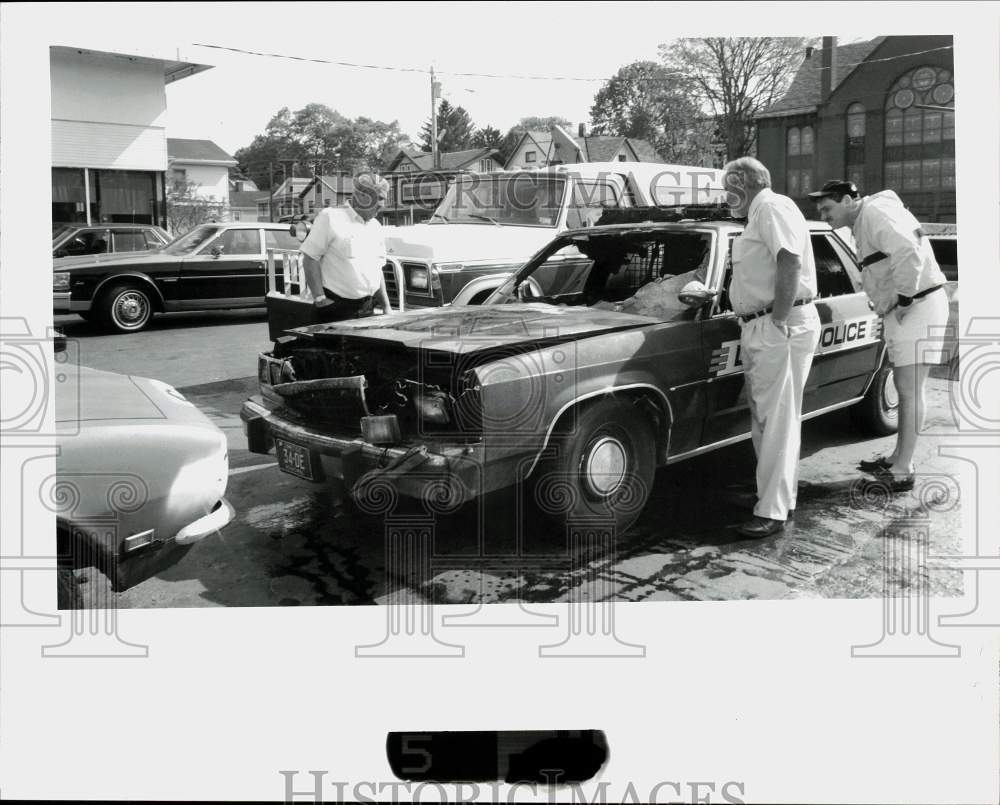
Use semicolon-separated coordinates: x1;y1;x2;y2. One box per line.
264;161;726;337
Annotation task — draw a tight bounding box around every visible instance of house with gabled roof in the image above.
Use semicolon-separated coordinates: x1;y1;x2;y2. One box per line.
298;174;355;214
756;35;955;221
504;129;553;170
547;125;664;166
167;137;237;204
382;146;504;224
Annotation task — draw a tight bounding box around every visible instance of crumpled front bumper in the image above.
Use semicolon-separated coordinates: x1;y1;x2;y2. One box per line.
240;396;482;508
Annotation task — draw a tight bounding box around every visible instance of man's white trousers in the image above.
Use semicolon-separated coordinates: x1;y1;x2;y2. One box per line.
739;306;821;521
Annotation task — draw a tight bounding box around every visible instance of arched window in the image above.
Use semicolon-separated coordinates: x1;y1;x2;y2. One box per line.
846;103;866;189
785;125;814;196
884;66;955;192
787;127;801;156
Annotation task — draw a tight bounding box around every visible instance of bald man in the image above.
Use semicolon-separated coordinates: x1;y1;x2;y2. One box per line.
300;172;393;321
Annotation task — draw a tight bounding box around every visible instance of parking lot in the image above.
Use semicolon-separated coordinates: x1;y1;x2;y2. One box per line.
55;308;964;609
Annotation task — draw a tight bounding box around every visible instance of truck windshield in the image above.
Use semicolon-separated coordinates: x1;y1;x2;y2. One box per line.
431;175;567;227
161;225;223;256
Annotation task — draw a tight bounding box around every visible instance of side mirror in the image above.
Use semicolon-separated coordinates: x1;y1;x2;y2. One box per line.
211;245;224;258
53;329;67;354
678;288;719;307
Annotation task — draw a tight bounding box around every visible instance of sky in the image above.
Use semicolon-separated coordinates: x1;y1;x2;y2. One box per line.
28;1;883;158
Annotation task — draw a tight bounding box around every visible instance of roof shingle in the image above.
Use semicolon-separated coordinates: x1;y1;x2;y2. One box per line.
759;38;886;117
167;137;237;163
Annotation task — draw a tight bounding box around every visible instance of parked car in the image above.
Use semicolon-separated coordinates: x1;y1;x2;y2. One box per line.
923;223;957;281
55;344;234;606
53;222;302;333
241;210;896;533
920;223;959;378
53;222;170;260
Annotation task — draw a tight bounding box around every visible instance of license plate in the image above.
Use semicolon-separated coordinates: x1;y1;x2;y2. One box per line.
275;439;322;481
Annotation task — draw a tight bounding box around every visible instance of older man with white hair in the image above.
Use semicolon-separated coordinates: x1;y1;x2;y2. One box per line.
724;156;821;537
300;171;392;321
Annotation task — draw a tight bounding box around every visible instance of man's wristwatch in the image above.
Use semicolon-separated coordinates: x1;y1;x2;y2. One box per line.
897;295;913;308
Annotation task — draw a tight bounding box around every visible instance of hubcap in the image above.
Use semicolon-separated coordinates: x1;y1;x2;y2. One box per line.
883;369;899;413
115;292;148;326
581;436;627;498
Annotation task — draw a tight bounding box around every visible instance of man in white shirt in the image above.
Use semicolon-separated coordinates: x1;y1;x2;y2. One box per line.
810;179;949;492
724;157;821;537
300;172;392;321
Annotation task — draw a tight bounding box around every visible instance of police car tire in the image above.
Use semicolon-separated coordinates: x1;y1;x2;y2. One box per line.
852;354;899;436
531;399;656;534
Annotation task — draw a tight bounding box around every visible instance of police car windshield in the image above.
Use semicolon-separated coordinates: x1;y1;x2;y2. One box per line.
162;225;224;256
488;230;713;313
432;175;566;227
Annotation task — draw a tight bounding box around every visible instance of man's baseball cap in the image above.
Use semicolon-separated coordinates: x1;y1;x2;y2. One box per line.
808;179;859;200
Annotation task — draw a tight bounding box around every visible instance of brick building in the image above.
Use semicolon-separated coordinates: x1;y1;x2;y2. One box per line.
756;35;955;221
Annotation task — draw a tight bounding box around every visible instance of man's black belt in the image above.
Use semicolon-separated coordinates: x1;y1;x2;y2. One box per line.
738;298;813;323
323;289;374;305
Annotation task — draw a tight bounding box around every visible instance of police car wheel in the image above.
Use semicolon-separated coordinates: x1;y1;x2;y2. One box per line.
530;399;656;534
852;354;899;436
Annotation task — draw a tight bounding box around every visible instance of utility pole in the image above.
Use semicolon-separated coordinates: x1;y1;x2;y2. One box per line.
431;66;441;170
268;161;275;222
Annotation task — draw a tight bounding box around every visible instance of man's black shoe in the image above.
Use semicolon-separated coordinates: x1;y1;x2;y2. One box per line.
859;455;892;472
736;516;786;538
866;472;916;493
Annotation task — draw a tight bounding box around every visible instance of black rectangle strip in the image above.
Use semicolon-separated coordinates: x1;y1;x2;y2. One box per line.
386;730;608;784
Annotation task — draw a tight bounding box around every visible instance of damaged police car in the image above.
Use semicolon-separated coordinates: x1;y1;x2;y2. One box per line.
241;209;895;532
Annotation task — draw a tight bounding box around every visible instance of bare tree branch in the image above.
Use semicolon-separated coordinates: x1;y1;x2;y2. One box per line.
661;36;812;161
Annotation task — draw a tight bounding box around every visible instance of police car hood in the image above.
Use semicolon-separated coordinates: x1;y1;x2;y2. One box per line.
385;223;557;264
292;304;658;355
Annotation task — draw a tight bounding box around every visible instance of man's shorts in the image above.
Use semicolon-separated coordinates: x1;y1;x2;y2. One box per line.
883;287;950;367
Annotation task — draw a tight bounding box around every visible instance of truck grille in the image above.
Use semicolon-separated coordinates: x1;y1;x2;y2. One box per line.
382;262;399;305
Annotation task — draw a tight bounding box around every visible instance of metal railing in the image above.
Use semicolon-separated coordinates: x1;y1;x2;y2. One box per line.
266;248;407;312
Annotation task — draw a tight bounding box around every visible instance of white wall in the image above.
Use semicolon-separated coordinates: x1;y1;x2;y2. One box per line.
50;48;167;170
506;135;548;170
174;163;230;201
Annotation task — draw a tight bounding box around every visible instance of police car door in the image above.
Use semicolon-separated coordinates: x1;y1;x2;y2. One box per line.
699;229;882;446
698;232;747;445
801;230;882;415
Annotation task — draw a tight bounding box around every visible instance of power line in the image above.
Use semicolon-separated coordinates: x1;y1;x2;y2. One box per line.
193;41;953;84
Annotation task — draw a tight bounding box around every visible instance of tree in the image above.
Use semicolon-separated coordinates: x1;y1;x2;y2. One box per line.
234;105;407;189
420;100;476;153
660;37;810;162
589;60;716;165
470;125;503;149
166;179;228;235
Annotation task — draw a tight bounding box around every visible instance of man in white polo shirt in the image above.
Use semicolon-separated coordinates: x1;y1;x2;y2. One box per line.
724;157;821;538
300;172;392;321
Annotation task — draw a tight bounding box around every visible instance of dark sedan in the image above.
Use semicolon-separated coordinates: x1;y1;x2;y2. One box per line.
53;222;301;333
53;222;170;260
